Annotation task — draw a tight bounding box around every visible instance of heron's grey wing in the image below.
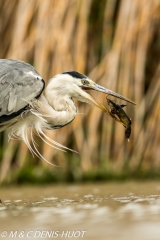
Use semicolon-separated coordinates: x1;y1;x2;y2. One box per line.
0;59;45;120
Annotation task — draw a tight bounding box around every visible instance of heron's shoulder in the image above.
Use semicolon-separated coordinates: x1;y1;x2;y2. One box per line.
0;59;45;120
0;59;41;77
0;59;44;84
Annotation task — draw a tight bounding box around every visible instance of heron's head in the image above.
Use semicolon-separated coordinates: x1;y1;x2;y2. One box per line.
46;71;135;111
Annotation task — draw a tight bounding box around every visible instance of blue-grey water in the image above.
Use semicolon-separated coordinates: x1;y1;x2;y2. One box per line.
1;182;160;240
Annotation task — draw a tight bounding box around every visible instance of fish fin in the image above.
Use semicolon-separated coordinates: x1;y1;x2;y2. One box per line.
120;104;127;108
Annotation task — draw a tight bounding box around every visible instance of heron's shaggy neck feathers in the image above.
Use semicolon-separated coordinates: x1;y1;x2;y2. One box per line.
0;93;78;165
31;94;77;129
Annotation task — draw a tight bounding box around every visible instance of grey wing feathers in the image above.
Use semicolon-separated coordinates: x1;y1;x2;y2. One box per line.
0;59;45;118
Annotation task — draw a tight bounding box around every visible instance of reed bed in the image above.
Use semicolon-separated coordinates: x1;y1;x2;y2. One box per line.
0;0;160;183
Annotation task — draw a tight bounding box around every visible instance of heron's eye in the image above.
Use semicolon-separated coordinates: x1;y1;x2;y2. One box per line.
81;79;89;85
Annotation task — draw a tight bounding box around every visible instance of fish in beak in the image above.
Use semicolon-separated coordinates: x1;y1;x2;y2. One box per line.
80;80;136;124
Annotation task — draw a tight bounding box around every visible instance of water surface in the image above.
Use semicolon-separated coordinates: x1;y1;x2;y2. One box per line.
1;182;160;240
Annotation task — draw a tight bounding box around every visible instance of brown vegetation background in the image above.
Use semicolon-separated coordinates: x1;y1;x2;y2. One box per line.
0;0;160;183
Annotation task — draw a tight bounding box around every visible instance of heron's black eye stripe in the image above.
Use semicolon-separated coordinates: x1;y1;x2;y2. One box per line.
81;80;89;85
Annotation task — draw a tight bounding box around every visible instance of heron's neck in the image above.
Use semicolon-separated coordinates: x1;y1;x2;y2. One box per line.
37;93;77;129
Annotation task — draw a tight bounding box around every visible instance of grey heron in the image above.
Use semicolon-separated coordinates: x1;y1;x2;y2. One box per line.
0;59;135;164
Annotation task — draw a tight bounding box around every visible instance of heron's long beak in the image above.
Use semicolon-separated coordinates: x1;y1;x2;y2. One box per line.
91;83;136;105
81;81;136;125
